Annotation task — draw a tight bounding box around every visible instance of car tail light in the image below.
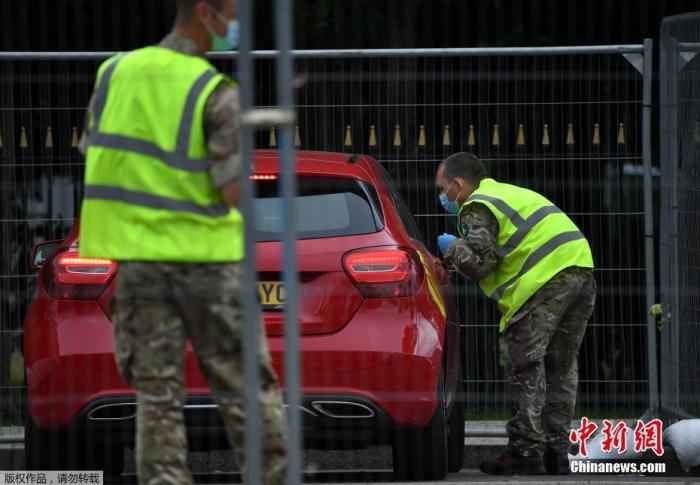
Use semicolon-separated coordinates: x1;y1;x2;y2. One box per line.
250;174;278;181
342;247;424;298
46;250;118;300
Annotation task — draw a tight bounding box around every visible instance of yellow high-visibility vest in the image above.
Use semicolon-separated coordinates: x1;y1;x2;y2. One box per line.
80;47;244;262
458;178;594;332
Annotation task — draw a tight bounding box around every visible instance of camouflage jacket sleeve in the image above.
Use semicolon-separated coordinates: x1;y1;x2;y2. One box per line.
443;202;501;281
78;94;96;155
204;83;242;188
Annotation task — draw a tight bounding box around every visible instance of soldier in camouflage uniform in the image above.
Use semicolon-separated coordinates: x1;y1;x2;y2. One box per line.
79;1;287;484
435;152;596;475
111;263;286;485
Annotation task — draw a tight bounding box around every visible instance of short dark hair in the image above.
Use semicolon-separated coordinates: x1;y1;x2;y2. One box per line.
441;152;488;185
175;0;223;21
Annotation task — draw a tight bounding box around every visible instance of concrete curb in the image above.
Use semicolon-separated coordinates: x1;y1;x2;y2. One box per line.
0;422;508;444
1;441;504;472
0;444;22;470
0;422;509;470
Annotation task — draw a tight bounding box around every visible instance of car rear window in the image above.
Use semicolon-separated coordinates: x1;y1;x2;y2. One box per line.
254;176;384;242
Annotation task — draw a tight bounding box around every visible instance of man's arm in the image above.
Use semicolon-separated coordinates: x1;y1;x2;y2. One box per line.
204;83;242;208
78;95;96;155
443;202;500;281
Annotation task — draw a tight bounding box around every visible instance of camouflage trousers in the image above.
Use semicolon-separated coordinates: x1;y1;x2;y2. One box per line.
112;262;287;485
503;266;596;457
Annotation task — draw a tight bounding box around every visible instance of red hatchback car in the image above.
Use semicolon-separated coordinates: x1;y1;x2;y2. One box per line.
23;150;465;480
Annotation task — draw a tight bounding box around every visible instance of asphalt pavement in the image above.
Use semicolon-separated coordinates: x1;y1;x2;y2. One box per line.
2;425;699;484
3;444;700;484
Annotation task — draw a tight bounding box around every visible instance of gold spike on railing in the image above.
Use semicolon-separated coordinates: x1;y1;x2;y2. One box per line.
344;125;352;147
468;124;476;147
9;350;24;386
566;123;575;146
45;126;53;149
393;125;402;147
442;125;451;146
369;125;377;147
418;125;426;147
294;125;301;148
617;123;625;145
542;124;551;147
492;124;500;147
593;123;601;146
20;127;28;148
516;124;525;147
269;128;277;147
71;127;80;148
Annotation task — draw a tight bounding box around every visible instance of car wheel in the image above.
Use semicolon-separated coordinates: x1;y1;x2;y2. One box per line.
392;373;448;480
25;409;123;477
24;413;69;470
81;438;125;478
447;365;465;473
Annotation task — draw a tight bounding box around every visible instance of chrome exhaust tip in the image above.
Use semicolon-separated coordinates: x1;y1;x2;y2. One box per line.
310;401;375;419
283;404;318;417
87;403;137;421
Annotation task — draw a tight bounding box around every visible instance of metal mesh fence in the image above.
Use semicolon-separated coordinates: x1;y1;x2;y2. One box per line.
1;46;654;428
660;14;700;419
1;59;97;427
283;50;653;421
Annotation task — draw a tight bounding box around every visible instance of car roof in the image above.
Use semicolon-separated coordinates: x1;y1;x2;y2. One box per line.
254;150;375;182
69;151;381;232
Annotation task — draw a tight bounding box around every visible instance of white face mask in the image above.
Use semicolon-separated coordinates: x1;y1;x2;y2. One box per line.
204;5;240;51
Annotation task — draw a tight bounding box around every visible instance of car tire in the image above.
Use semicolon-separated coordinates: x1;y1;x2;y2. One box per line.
392;373;448;480
81;438;125;478
24;414;69;471
25;410;124;477
447;366;465;473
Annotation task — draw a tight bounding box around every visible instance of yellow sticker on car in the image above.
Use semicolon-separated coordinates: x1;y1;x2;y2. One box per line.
416;252;447;318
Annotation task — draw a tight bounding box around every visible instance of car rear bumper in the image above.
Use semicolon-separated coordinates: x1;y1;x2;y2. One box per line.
53;393;396;450
26;296;444;433
266;297;444;428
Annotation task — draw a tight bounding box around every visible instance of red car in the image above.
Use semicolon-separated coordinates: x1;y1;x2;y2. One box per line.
23;150;465;480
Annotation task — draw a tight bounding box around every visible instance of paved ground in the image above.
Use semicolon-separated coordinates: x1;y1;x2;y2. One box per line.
3;425;699;484
4;444;700;484
200;471;699;485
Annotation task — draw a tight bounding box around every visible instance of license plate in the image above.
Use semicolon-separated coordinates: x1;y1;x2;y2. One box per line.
258;281;286;308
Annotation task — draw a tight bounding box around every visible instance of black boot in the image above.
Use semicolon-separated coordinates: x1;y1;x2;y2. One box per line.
480;448;545;475
544;449;570;475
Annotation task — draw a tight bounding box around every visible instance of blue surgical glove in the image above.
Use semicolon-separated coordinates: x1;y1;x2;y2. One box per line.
437;233;457;256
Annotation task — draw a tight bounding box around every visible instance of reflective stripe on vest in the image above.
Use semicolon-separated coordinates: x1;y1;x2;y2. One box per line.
459;179;593;332
80;48;243;262
87;56;217;174
464;194;565;258
490;230;585;301
84;185;229;217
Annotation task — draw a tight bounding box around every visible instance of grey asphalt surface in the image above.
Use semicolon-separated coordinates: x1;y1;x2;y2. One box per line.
3;424;699;485
4;444;700;484
137;447;700;484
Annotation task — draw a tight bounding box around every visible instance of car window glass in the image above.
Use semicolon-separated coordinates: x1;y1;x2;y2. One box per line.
376;164;424;241
255;176;383;242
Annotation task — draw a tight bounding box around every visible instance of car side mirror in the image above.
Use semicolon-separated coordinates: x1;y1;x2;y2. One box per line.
31;240;62;270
